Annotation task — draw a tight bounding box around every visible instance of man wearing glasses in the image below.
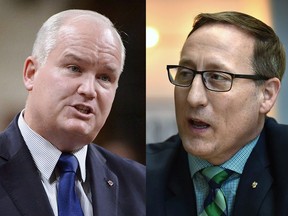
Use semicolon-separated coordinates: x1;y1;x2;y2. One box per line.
147;11;288;216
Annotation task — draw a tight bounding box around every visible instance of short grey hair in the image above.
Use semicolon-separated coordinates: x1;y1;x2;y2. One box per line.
32;9;126;72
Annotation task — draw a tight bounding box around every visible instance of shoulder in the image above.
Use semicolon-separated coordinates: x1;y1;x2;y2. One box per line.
88;143;145;213
146;135;192;215
0;114;23;161
264;116;288;132
263;117;288;182
263;117;288;150
262;116;288;148
147;134;181;166
147;134;181;155
146;134;184;180
88;143;145;178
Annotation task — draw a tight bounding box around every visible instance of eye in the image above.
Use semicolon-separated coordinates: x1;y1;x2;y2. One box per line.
67;65;81;73
98;74;111;82
206;72;231;81
176;69;193;82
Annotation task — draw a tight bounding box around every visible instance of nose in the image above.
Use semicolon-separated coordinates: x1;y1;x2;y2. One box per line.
77;75;97;99
186;74;208;107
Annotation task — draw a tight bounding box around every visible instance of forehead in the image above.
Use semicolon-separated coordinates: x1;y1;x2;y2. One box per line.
184;23;255;51
59;16;120;45
180;23;255;67
49;18;122;69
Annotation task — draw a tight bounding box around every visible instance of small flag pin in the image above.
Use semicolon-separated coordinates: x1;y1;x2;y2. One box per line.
252;181;258;189
107;180;114;187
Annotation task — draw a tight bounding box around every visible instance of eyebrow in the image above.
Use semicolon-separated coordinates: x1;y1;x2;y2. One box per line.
62;52;120;74
179;58;231;71
179;58;195;67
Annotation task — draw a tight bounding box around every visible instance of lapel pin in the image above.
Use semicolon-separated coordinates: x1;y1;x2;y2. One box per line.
252;181;258;189
107;180;114;187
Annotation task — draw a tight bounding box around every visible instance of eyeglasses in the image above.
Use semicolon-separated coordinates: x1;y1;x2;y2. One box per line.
167;65;269;92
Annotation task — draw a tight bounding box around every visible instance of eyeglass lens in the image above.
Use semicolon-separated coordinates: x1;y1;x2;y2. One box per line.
169;66;233;92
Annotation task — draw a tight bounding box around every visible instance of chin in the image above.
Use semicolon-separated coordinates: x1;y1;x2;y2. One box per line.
182;138;211;155
61;125;94;141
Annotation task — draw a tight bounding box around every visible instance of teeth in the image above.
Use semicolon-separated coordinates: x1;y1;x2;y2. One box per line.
193;124;208;129
75;105;90;114
191;120;209;129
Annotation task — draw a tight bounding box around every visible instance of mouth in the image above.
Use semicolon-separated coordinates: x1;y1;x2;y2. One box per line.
188;118;210;129
73;104;93;115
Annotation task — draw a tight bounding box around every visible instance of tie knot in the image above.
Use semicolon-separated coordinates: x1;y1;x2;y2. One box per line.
57;153;79;173
201;166;233;189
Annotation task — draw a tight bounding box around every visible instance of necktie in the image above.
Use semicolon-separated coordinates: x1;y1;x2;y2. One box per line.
57;153;84;216
200;166;233;216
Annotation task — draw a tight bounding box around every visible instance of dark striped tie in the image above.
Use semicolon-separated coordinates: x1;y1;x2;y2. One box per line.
200;166;233;216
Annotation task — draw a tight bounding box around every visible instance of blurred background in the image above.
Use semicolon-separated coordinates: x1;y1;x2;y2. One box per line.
1;1;288;162
0;0;145;164
146;0;288;143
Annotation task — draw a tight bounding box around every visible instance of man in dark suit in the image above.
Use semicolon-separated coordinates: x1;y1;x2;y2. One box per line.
147;11;287;216
0;9;145;216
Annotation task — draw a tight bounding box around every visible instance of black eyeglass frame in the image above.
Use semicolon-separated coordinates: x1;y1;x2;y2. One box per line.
167;65;270;92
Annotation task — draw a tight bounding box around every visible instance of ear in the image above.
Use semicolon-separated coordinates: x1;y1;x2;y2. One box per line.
23;56;38;91
259;77;281;114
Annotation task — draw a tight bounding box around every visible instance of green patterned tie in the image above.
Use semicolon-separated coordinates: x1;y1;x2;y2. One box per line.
199;166;233;216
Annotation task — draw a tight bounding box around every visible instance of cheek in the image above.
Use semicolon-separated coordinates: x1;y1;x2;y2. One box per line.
34;70;61;93
97;89;116;114
174;94;183;125
31;73;54;101
34;73;76;113
174;89;187;114
217;92;260;135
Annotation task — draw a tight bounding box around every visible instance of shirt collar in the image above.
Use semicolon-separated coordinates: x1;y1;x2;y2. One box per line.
18;110;88;182
188;136;259;177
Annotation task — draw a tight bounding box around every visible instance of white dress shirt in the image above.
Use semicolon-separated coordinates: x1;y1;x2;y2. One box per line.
18;110;93;216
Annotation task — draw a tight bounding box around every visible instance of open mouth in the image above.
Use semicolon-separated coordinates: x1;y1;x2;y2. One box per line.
189;119;210;129
74;104;92;115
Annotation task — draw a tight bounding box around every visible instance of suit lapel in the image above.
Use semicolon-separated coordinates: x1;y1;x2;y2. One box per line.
166;145;197;216
233;132;272;216
87;145;118;216
0;144;54;216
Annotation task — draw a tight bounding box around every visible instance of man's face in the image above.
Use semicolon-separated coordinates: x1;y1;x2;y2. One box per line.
175;23;266;165
24;18;122;151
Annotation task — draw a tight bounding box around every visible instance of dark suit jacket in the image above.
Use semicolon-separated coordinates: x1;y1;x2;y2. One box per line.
0;115;145;216
147;117;288;216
